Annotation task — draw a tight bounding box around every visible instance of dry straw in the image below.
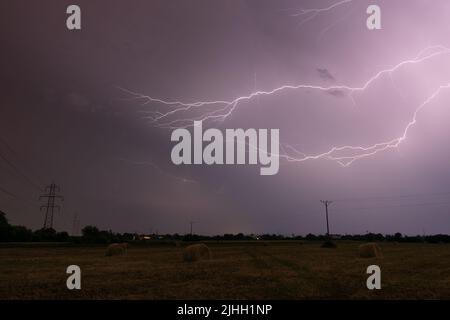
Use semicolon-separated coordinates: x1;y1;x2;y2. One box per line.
105;243;128;256
182;243;211;262
358;242;382;258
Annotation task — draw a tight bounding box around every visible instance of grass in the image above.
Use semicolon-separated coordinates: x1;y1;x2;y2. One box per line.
0;241;449;299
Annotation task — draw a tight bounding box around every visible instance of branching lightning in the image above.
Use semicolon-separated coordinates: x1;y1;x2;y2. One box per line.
282;82;450;166
119;45;450;168
290;0;353;28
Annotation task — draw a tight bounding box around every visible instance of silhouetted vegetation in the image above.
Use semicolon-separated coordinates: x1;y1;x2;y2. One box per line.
0;211;68;242
1;211;450;243
80;225;134;243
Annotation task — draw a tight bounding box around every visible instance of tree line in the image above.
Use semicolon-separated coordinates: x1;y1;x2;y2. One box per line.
1;211;450;243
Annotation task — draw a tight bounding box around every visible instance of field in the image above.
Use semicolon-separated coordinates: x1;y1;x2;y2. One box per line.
1;241;450;299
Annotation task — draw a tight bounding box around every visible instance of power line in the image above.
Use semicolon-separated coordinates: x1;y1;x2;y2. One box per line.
0;183;39;209
0;136;44;185
352;201;450;211
0;185;17;198
189;221;197;236
0;134;45;191
333;191;450;203
0;150;43;192
0;136;17;156
0;136;45;211
72;213;81;236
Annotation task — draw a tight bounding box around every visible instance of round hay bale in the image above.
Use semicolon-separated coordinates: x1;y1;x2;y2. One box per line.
321;240;337;248
105;243;128;256
182;243;211;262
358;242;382;258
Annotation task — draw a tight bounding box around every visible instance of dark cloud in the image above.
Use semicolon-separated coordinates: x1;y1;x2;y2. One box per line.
317;68;335;81
1;0;450;236
326;89;346;98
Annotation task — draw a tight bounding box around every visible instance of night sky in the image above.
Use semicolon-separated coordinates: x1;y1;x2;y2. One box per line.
2;0;450;235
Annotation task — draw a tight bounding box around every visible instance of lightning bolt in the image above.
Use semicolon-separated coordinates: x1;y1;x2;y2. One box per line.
281;83;450;166
290;0;353;28
120;45;450;167
317;4;357;41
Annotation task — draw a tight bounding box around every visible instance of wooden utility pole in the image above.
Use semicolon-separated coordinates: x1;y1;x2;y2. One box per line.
190;222;192;236
72;213;80;236
189;221;196;236
320;200;333;237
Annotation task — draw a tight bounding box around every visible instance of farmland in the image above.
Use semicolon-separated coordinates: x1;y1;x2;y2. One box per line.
1;241;449;299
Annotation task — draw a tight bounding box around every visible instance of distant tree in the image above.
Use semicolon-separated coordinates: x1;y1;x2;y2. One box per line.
55;231;69;242
236;233;245;240
305;233;317;241
0;211;12;241
81;225;104;242
80;225;118;243
0;211;8;225
33;228;57;241
172;233;181;240
122;233;135;241
365;233;385;242
223;233;234;240
10;225;33;242
0;211;33;242
82;225;100;237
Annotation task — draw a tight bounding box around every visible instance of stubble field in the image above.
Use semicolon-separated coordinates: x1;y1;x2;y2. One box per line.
1;241;449;299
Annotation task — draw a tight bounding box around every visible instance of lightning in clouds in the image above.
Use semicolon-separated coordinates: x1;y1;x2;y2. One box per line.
317;4;357;41
290;0;353;28
282;82;450;166
120;45;450;128
120;45;450;167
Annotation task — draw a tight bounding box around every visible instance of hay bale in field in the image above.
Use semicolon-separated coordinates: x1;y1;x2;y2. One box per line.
182;243;211;262
358;242;382;258
105;243;128;256
321;240;337;248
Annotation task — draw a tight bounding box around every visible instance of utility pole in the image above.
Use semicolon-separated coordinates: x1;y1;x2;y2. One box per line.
72;213;80;236
40;182;64;229
320;200;332;237
189;221;196;236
